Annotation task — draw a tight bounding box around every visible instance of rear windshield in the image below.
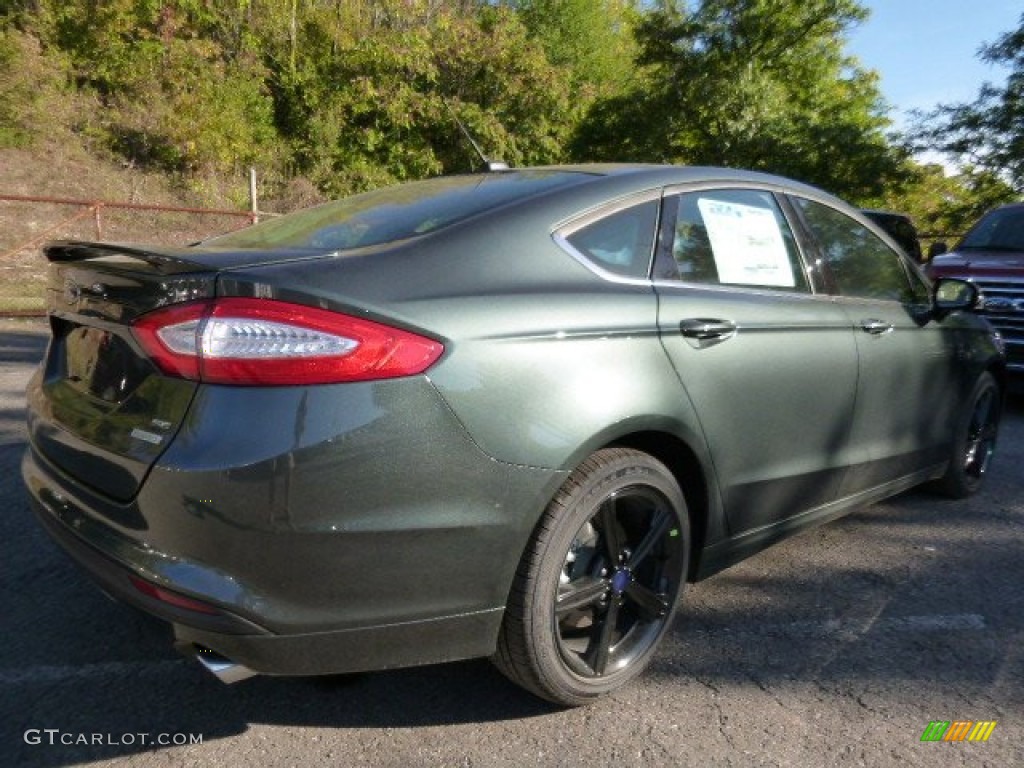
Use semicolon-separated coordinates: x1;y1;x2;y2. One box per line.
206;171;590;250
959;207;1024;252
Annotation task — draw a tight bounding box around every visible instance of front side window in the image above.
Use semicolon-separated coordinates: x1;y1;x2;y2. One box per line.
794;198;919;302
563;200;660;278
661;189;809;292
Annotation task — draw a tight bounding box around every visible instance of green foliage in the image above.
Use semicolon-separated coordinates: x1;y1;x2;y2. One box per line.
912;13;1024;193
513;0;637;97
267;2;571;196
868;163;1017;243
18;0;276;177
5;0;573;195
0;25;75;149
0;27;41;148
8;0;997;216
107;39;278;175
573;0;903;201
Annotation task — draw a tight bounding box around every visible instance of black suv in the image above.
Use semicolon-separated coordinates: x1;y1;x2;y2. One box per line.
863;209;924;263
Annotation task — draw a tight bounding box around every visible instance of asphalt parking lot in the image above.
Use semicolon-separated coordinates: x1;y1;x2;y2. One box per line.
1;317;1022;768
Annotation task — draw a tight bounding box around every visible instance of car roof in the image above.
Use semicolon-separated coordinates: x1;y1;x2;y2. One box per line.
493;164;840;223
193;165;853;273
530;163;827;192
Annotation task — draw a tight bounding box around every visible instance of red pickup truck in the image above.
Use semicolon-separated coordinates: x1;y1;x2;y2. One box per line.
927;203;1024;389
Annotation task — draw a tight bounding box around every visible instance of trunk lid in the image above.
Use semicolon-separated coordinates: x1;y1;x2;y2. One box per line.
27;242;224;501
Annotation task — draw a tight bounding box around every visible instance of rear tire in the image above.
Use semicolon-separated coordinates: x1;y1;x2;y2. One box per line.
492;448;690;706
934;371;1000;498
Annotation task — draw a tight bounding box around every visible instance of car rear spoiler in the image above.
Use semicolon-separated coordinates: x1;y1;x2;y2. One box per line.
43;241;208;274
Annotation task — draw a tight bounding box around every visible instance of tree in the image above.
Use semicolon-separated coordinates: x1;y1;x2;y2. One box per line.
912;13;1024;192
4;0;918;205
25;0;278;178
266;2;573;195
865;163;1016;244
512;0;637;97
572;0;905;201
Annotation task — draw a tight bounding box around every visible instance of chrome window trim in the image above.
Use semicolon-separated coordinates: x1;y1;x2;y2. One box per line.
552;232;654;287
552;189;664;287
650;277;836;303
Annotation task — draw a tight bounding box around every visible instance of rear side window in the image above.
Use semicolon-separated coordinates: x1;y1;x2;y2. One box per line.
661;189;809;292
563;200;660;278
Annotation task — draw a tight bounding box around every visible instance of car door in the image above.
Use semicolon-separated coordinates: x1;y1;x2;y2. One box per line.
653;186;861;536
789;196;960;493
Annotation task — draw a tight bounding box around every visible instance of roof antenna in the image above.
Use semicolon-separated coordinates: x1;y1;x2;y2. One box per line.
444;101;509;172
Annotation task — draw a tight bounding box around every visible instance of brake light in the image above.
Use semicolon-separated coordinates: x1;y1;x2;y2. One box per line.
132;298;444;385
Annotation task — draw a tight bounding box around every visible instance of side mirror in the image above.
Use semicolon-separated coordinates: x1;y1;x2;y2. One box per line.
933;277;977;314
928;241;948;259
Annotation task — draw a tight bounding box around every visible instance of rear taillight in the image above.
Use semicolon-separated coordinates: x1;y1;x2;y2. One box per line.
132;298;444;385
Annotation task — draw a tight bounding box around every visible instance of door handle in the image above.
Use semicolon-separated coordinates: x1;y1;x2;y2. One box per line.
860;319;893;335
679;318;737;340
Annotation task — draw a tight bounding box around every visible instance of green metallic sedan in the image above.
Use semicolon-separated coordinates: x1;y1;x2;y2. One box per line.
22;165;1004;706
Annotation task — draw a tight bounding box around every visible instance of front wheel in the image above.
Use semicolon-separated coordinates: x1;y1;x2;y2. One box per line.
493;448;690;706
934;371;1001;498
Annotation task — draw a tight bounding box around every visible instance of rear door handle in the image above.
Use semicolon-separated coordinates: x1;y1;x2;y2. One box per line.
860;319;893;335
679;318;737;340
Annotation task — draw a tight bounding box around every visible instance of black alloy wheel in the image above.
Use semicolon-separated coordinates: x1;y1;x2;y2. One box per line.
935;371;1001;498
493;448;690;706
963;381;999;479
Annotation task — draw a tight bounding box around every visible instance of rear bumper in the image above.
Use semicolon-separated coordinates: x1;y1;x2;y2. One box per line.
21;376;564;675
23;444;513;674
24;462;267;637
172;608;503;678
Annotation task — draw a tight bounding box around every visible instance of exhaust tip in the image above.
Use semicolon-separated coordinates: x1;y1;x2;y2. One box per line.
182;643;258;684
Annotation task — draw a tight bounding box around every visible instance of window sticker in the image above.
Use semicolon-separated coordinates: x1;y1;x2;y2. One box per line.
697;198;796;287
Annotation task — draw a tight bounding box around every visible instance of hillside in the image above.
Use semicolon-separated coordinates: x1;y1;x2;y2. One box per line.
0;143;278;314
3;1;1017;314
